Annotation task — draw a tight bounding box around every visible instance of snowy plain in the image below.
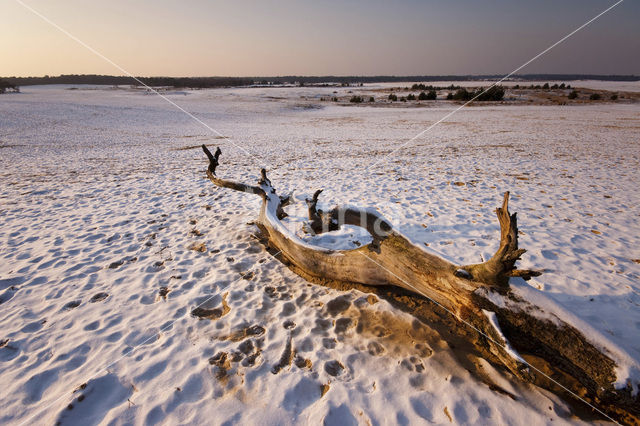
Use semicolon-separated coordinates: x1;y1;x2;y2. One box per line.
0;84;639;425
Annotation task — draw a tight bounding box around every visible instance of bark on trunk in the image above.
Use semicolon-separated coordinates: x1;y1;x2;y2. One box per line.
201;145;639;424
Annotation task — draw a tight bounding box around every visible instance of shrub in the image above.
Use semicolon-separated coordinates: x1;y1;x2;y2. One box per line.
388;93;397;101
610;93;618;101
476;86;505;101
568;90;578;99
400;96;407;102
551;84;559;89
452;86;504;102
418;91;436;100
350;96;363;103
542;83;550;89
446;92;453;100
452;88;471;101
407;93;416;101
332;97;338;102
369;96;375;102
589;93;601;101
559;83;566;89
513;84;520;89
0;79;19;94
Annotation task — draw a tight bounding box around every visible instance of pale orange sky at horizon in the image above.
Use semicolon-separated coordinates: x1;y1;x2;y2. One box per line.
2;0;638;78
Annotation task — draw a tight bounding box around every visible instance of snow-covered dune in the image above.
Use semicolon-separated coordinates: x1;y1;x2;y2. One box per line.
1;85;638;424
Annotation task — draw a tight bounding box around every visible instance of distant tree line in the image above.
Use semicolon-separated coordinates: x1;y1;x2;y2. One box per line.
512;82;572;90
252;74;639;84
411;83;461;91
1;74;252;88
1;74;637;88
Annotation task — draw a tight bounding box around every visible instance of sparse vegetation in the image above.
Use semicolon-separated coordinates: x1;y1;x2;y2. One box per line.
350;95;363;103
451;86;504;101
418;90;437;100
589;93;601;101
568;90;578;99
476;86;505;101
411;83;461;91
451;88;471;101
388;93;397;101
0;79;19;94
406;94;416;101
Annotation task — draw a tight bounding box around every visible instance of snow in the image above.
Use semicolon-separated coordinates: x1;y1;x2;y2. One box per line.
1;83;639;424
482;310;527;364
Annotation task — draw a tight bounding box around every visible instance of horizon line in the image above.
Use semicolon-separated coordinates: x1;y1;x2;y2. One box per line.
2;73;639;81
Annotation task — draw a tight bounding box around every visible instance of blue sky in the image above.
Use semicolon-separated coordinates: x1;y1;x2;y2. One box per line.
2;0;638;76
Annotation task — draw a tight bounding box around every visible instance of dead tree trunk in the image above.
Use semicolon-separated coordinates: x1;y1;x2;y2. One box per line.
201;145;639;423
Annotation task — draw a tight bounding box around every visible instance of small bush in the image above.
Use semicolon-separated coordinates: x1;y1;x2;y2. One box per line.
513;84;520;89
452;88;471;101
568;90;578;99
542;83;550;89
350;96;363;103
388;93;397;101
406;93;416;101
476;86;505;101
369;96;375;102
332;97;338;102
610;93;618;101
400;96;407;102
418;91;436;100
589;93;601;101
446;92;453;100
559;83;566;89
451;86;504;102
551;84;559;89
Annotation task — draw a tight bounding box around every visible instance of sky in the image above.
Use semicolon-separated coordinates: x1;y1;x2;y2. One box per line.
1;0;639;77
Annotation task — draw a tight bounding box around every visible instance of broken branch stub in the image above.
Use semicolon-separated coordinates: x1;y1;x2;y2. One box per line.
200;145;639;423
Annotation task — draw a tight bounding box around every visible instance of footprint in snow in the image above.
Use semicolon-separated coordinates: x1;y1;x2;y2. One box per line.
63;300;81;310
89;292;109;303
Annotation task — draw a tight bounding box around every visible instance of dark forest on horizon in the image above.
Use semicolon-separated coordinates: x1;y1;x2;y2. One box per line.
1;74;638;88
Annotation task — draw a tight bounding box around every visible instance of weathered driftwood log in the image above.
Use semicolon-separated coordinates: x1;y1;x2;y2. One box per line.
202;145;639;423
